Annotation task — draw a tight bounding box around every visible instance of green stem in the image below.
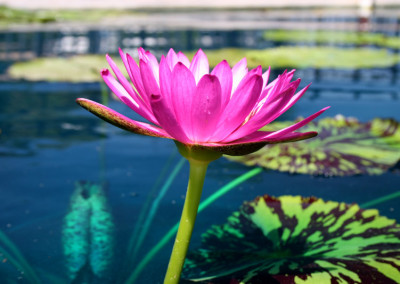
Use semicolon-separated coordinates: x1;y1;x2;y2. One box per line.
163;159;209;284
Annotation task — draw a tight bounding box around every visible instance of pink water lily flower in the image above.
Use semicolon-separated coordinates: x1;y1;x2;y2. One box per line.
77;48;329;156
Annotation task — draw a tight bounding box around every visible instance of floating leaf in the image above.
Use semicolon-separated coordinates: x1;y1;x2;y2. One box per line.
183;195;400;283
227;115;400;176
263;30;400;49
189;47;400;69
62;181;114;281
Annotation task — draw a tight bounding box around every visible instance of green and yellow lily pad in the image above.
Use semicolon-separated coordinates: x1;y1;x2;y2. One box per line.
263;30;400;49
227;115;400;176
7;46;400;83
183;195;400;283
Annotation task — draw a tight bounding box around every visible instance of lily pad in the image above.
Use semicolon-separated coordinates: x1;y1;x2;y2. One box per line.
183;195;400;283
192;47;400;69
8;46;400;83
7;55;123;82
227;115;400;176
263;30;400;49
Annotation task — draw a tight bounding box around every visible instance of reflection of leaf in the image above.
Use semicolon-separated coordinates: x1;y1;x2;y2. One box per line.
183;195;400;283
227;115;400;176
62;181;114;281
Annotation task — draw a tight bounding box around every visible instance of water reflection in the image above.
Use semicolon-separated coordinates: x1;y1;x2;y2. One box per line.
0;88;106;156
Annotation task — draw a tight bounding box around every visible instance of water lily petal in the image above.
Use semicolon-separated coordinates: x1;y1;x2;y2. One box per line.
138;47;159;84
159;55;172;106
140;58;161;97
76;98;170;138
212;74;263;141
232;58;248;93
277;83;311;116
222;85;298;142
166;48;179;70
171;62;196;138
262;67;271;89
150;94;190;143
211;60;232;107
185;131;316;156
118;48;133;79
101;69;156;123
126;54;148;104
106;54;135;97
190;49;209;84
177;51;190;67
191;75;222;142
263;106;330;139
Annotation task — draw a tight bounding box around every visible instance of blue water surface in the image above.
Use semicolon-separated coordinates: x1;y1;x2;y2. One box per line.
1;25;400;283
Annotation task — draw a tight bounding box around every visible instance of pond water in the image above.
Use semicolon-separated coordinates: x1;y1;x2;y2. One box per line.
0;14;400;284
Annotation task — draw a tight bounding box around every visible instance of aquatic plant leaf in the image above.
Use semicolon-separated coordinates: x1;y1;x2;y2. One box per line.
190;47;400;69
263;30;400;49
62;181;114;281
227;115;400;176
183;195;400;283
8;46;400;83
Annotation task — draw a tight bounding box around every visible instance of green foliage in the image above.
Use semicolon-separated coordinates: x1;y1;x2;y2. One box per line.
183;195;400;283
227;115;400;176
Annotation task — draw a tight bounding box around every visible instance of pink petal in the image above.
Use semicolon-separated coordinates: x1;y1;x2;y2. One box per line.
118;48;133;80
212;74;263;141
159;55;172;106
232;130;318;144
150;94;190;143
126;54;148;104
211;60;232;107
222;85;298;142
76;98;170;138
263;106;330;140
166;48;178;70
106;54;137;98
171;62;196;138
140;58;161;97
189;49;209;84
177;51;190;67
191;75;222;142
262;67;271;89
138;47;160;84
277;83;311;116
232;58;248;93
101;69;158;124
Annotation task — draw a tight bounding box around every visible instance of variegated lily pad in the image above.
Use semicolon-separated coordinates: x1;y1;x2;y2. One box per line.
183;195;400;283
227;115;400;176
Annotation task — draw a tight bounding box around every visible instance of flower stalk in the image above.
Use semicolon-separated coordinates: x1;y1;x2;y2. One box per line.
164;158;209;284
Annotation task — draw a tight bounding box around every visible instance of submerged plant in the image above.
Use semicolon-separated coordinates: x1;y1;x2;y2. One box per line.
183;195;400;283
76;47;328;283
62;181;114;282
228;115;400;176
